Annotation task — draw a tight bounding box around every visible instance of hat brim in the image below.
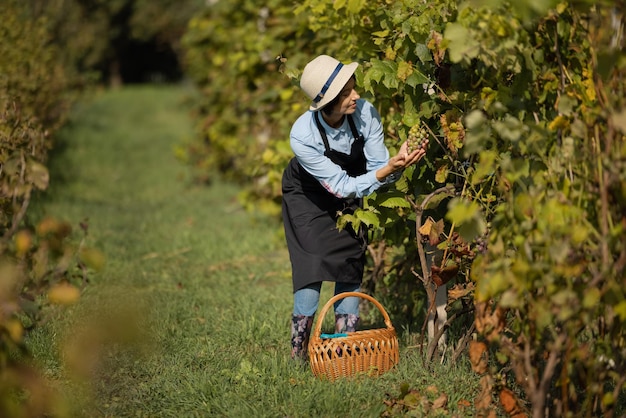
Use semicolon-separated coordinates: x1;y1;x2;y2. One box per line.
309;62;359;112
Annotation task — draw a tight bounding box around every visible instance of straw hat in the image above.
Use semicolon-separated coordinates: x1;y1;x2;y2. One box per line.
300;55;359;111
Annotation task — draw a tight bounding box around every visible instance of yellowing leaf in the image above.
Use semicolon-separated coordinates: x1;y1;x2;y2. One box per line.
419;217;444;245
14;230;32;256
448;283;474;300
278;88;293;101
48;283;80;305
418;217;434;236
432;393;448;410
396;61;413;82
262;149;275;164
4;318;23;343
435;164;449;183
385;46;396;61
371;30;390;38
548;114;569;131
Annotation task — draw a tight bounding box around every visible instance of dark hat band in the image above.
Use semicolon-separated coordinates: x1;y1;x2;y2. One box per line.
312;62;344;104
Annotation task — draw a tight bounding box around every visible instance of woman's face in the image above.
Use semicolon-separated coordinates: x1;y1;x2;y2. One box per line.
330;77;360;115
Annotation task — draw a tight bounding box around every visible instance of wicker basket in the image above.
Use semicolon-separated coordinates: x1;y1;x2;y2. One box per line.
308;292;399;380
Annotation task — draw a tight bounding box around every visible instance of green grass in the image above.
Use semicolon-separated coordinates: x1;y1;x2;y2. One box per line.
27;85;481;417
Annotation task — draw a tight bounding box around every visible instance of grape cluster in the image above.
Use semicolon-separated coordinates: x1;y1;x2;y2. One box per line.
407;123;428;153
474;227;491;254
474;235;488;254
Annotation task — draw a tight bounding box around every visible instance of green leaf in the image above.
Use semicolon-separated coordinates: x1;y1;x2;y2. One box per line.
557;95;577;116
347;0;366;13
394;175;409;193
582;287;601;310
337;213;357;230
333;0;347;10
492;115;524;142
363;59;393;92
401;96;420;127
379;196;410;209
355;209;380;228
444;22;479;63
446;197;486;242
535;303;554;331
447;197;480;224
405;70;430;88
462;110;490;155
614;300;626;321
414;43;432;63
471;150;497;185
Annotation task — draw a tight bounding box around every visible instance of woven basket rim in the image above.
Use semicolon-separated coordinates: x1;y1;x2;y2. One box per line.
310;292;395;343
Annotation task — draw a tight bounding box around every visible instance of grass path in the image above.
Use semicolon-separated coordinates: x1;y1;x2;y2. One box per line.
29;85;479;417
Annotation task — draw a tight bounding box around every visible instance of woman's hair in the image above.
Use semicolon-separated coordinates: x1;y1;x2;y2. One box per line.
321;75;356;116
321;95;341;116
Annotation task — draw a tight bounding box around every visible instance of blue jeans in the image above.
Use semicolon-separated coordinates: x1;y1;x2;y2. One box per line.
293;282;360;316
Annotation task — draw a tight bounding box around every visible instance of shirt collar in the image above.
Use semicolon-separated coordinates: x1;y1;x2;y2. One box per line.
316;114;347;139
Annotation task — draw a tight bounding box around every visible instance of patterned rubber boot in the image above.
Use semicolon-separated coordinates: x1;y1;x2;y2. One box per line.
334;314;359;357
335;313;359;333
290;314;314;360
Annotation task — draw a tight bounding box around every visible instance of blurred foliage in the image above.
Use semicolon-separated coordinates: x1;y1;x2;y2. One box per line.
0;0;70;241
0;0;198;414
20;0;203;85
181;0;318;215
182;0;626;415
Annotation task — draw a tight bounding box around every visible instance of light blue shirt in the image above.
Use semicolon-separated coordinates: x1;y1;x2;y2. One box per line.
290;99;399;198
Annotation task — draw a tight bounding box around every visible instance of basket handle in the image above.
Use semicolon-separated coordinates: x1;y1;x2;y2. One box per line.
311;291;395;339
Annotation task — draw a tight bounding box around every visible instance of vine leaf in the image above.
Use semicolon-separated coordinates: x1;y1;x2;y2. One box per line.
431;262;458;286
446;197;486;242
444;22;479;63
379;195;411;209
354;209;381;228
418;217;444;245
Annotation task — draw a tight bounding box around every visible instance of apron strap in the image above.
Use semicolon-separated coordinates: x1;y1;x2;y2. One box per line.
347;115;363;142
314;112;332;154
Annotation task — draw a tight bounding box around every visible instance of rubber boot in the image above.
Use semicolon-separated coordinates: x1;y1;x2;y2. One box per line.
335;313;359;333
290;314;314;360
334;314;359;357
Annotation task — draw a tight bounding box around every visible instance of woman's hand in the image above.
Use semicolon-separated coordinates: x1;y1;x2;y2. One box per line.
375;139;429;182
388;139;428;171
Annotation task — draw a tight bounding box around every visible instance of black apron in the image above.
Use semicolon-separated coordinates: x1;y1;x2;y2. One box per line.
282;113;368;292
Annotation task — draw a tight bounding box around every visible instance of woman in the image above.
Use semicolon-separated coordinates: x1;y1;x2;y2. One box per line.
282;55;427;359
